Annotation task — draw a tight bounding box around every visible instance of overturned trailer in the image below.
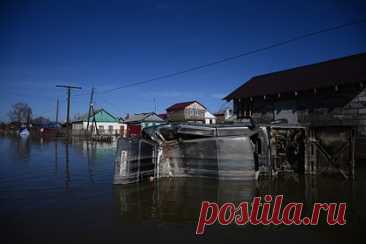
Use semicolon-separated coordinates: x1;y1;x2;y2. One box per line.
113;120;356;184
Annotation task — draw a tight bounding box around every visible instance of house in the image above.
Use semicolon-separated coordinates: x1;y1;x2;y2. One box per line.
158;113;168;121
204;111;216;125
72;108;126;136
124;112;165;137
166;101;209;123
224;52;366;158
214;108;234;123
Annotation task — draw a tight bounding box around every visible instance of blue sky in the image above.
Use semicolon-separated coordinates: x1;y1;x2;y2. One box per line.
0;0;365;122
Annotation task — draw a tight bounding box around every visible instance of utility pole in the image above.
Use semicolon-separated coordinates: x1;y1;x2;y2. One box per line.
55;98;59;124
91;104;99;136
56;85;82;126
153;98;157;113
86;87;95;132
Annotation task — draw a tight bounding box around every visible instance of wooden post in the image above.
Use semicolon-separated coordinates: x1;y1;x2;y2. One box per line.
91;105;99;136
86;88;95;134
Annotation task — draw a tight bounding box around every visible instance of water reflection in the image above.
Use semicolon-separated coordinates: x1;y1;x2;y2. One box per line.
2;135;117;190
54;140;58;175
14;137;31;160
64;142;71;190
113;175;363;230
114;178;257;223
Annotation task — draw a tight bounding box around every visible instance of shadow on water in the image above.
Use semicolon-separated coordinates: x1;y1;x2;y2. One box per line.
0;135;365;243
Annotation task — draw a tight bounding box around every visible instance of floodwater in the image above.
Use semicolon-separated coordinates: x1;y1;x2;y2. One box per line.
0;136;365;243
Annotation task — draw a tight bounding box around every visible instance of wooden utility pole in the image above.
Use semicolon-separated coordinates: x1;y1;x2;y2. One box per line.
55;98;59;124
153;98;157;113
91;104;99;136
56;85;82;126
86;88;95;132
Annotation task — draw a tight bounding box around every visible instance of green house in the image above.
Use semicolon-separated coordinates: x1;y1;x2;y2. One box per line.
72;108;126;135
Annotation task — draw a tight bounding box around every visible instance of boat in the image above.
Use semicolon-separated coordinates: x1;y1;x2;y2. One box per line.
19;127;30;137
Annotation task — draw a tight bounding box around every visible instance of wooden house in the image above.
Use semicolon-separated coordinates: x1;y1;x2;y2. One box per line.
166;101;208;123
224;52;366;159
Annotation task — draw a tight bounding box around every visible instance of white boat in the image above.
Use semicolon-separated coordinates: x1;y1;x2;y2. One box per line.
19;128;30;137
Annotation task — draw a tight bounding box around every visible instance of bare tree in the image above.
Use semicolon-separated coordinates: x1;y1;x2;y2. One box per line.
8;103;32;123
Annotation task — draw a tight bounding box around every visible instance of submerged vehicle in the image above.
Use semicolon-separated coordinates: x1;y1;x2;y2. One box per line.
113;119;270;184
113;119;356;185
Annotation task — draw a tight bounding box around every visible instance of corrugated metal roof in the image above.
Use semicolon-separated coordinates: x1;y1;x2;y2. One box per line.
224;52;366;100
124;112;164;123
74;108;120;123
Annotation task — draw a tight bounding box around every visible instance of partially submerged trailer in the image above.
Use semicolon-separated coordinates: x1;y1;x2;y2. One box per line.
113;121;356;185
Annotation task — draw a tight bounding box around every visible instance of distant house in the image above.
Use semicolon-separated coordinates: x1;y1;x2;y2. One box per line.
72;108;126;136
204;111;216;125
214;108;234;123
124;112;165;137
166;101;208;123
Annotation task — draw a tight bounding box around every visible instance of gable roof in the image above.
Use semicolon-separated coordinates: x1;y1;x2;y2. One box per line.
166;100;207;112
124;112;164;123
204;111;216;119
74;108;120;123
224;52;366;100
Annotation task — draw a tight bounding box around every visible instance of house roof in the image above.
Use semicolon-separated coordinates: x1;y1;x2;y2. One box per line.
158;113;168;120
166;101;207;112
73;108;120;123
204;111;216;119
224;52;366;100
124;112;164;123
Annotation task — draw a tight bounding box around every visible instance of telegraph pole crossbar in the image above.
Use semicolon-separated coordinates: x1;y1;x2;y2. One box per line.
56;85;82;126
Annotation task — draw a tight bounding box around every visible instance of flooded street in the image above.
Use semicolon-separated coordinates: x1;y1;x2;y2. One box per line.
0;136;365;243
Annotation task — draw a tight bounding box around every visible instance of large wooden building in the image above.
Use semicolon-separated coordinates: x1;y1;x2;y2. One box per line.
224;52;366;158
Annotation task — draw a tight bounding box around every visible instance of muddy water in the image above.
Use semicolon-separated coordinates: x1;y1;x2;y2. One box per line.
0;136;364;243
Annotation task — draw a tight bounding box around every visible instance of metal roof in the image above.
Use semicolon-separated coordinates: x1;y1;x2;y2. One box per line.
224;52;366;100
73;108;120;123
124;112;164;123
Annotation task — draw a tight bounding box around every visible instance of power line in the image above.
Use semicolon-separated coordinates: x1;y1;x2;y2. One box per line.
98;18;366;94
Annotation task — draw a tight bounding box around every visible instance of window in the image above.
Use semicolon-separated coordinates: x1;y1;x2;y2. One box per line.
191;108;197;117
108;125;113;132
99;125;104;131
